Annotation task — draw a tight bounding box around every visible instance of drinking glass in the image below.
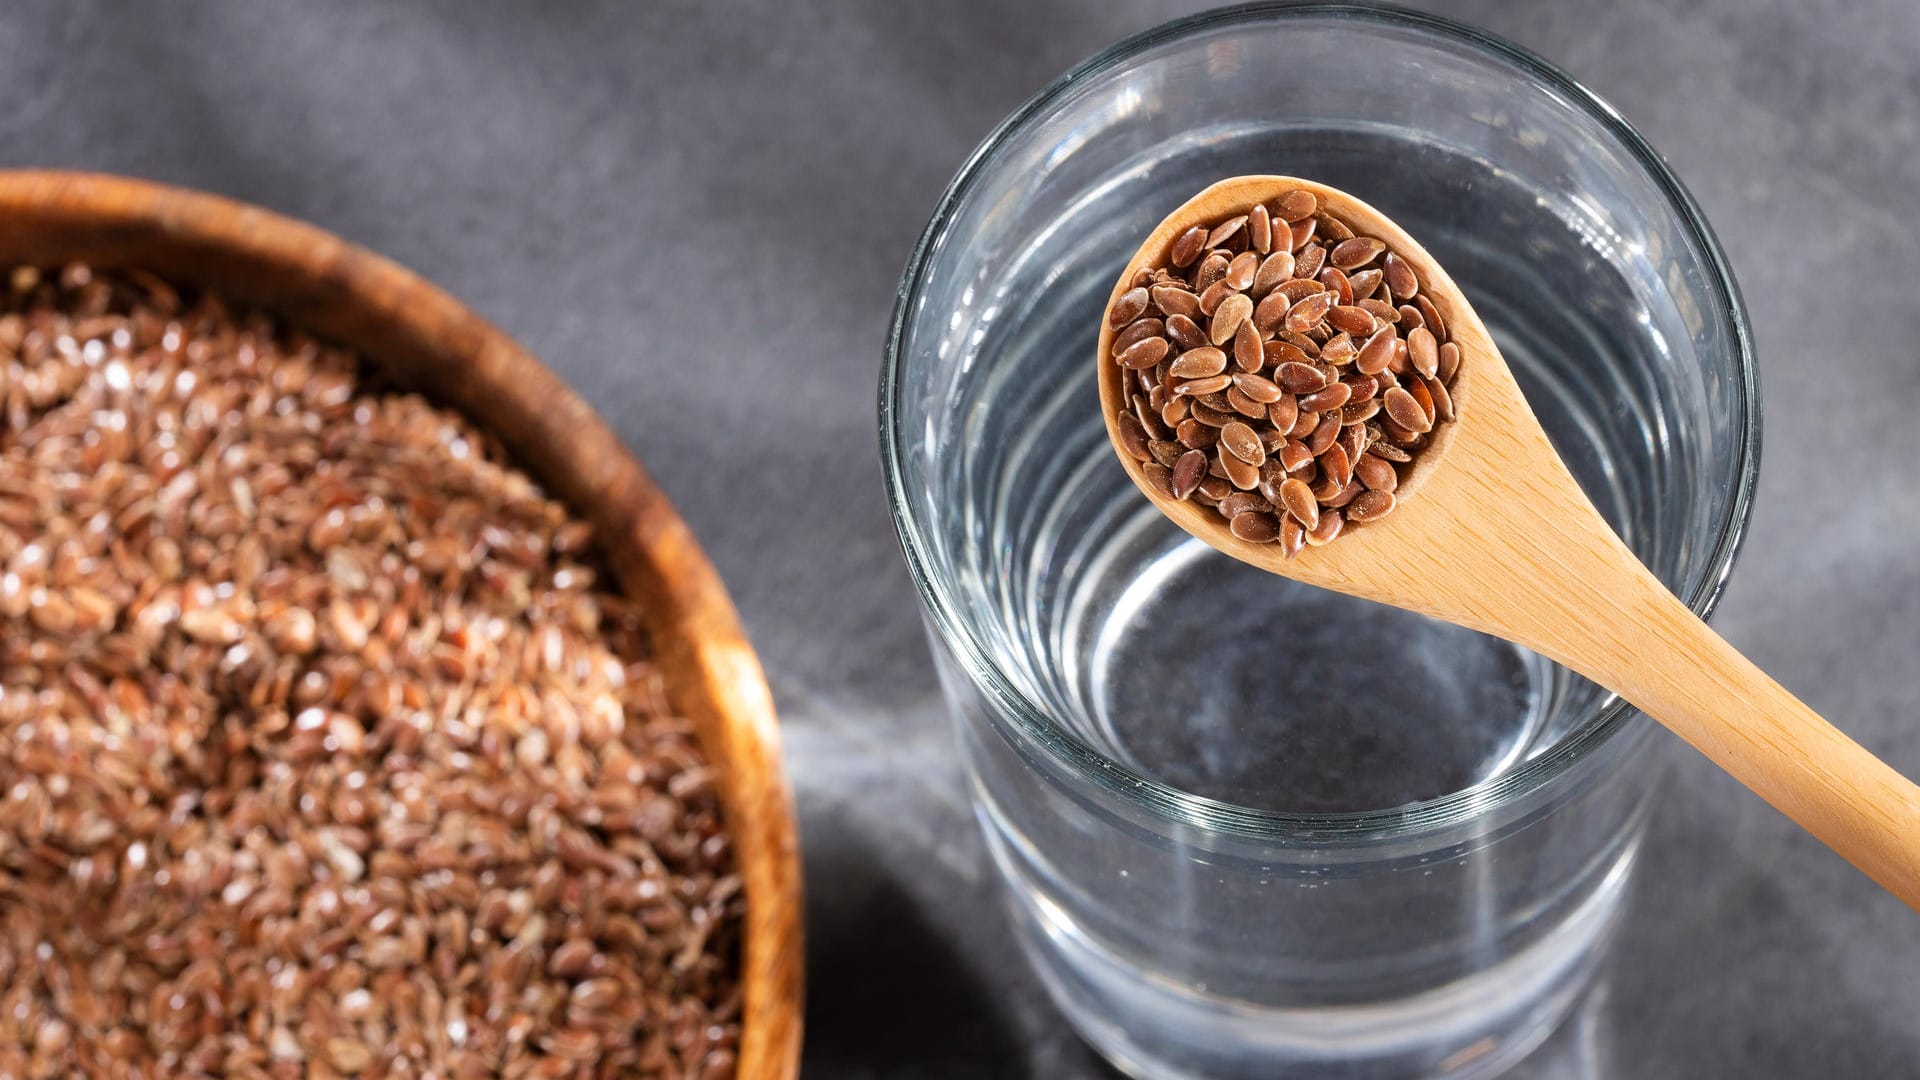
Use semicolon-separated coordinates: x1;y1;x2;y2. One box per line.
880;5;1758;1077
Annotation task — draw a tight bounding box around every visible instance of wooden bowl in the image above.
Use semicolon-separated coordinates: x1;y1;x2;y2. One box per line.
0;170;803;1077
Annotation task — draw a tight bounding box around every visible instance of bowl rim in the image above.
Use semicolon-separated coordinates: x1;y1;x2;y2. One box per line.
0;168;804;1077
879;0;1761;843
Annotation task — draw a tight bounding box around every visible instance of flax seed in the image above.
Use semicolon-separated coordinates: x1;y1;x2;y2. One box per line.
1116;335;1170;370
1230;511;1281;543
1293;242;1327;280
1346;268;1383;302
1206;215;1248;249
1210;293;1254;345
1226;385;1268;419
1112;316;1166;356
1252;251;1295;295
1278;478;1319;530
1110;287;1149;327
1330;237;1386;271
1298;382;1352;413
1347;489;1397;522
1151;285;1202;320
1220;422;1265;466
1226;251;1260;292
1169;347;1228;379
1306;508;1345;546
1276;189;1318;222
1218;445;1260;490
1171;226;1208;267
1285;292;1334;334
1356;326;1397;375
1248;204;1273;254
1382;386;1432;433
1383;252;1418;300
1355;451;1399;492
1171;450;1209;500
1407;326;1438;378
1166;312;1207;351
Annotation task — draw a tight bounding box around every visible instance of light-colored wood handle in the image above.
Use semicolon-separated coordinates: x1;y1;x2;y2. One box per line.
1533;553;1920;910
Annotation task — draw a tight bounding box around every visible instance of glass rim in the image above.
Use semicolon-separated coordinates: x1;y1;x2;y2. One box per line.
879;0;1761;842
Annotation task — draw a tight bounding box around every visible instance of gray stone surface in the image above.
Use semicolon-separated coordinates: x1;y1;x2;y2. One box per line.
3;1;1917;1076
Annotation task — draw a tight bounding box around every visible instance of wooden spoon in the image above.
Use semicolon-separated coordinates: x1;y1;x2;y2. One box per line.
1099;175;1920;909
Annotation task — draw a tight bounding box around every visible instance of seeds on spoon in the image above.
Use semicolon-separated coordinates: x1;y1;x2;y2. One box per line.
1107;186;1461;553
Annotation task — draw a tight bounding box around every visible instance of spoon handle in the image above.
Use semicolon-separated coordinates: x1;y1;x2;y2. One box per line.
1553;565;1920;909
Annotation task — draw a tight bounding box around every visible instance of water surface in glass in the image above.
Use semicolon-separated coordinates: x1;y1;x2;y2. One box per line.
950;125;1699;815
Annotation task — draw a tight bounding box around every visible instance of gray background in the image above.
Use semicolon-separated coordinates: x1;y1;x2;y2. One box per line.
3;1;1917;1076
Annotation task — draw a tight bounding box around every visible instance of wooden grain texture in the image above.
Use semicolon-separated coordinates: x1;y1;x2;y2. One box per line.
1100;175;1920;910
0;170;804;1074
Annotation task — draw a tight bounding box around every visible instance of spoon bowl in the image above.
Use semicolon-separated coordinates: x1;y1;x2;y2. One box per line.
1100;176;1920;909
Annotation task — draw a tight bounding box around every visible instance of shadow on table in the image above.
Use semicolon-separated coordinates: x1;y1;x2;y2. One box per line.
1567;776;1920;1080
801;834;1033;1079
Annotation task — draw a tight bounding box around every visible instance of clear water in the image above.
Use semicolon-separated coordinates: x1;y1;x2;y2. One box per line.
1084;540;1547;812
1004;831;1637;1080
945;147;1671;1067
953;130;1671;818
896;15;1745;1072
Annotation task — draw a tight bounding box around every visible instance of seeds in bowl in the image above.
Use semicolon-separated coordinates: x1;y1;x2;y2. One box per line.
0;265;741;1078
1108;188;1459;554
